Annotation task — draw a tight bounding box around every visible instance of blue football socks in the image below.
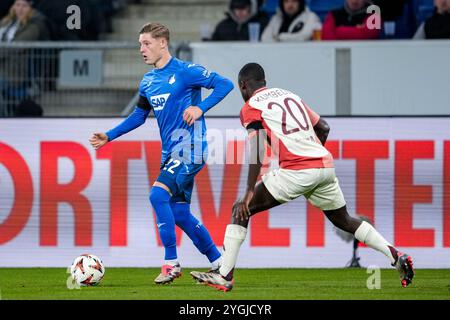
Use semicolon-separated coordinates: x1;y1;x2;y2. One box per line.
149;186;177;260
171;202;221;263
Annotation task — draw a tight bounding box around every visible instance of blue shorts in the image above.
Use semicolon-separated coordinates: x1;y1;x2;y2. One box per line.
156;156;205;203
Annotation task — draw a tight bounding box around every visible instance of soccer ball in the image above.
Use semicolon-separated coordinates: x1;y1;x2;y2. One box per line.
70;254;105;286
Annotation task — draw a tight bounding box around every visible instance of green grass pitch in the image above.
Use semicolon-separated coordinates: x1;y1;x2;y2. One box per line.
0;268;449;300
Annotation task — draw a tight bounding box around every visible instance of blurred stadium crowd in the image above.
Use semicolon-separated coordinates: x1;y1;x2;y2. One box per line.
210;0;450;41
0;0;144;41
0;0;449;117
1;0;448;43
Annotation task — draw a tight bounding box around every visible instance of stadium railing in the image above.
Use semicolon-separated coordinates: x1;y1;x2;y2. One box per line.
0;41;188;117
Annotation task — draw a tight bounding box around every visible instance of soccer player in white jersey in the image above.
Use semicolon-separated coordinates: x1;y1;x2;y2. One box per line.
190;62;414;292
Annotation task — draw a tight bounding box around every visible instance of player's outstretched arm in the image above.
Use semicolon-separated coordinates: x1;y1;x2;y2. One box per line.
99;106;150;144
233;128;266;221
182;73;233;125
196;75;234;114
183;64;234;118
313;118;330;146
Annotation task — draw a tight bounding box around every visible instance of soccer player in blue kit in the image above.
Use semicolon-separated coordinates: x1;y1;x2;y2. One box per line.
89;23;234;284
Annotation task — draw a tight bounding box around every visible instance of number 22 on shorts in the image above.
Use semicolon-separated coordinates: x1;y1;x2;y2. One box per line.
163;159;181;174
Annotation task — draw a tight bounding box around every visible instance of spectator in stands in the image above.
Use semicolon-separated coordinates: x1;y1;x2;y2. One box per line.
0;0;49;116
211;0;269;41
0;0;49;42
261;0;321;42
321;0;381;40
414;0;450;39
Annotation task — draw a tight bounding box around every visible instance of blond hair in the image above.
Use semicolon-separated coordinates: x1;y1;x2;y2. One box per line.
140;22;170;42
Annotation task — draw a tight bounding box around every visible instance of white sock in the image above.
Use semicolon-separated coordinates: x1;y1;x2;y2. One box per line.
354;221;396;264
210;257;222;270
164;259;179;266
219;224;247;278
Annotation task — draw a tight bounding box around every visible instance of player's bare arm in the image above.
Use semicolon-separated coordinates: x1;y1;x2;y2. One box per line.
233;128;266;221
183;106;203;126
89;132;109;150
313;118;330;145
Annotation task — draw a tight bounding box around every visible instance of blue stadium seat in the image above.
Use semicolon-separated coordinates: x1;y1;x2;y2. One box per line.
416;5;435;25
412;0;434;9
308;0;344;11
412;0;435;25
308;0;344;22
261;0;279;17
380;0;417;39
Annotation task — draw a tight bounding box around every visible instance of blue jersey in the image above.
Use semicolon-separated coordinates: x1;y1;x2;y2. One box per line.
106;57;233;165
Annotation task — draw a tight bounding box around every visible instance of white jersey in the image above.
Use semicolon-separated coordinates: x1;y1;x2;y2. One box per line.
240;87;333;170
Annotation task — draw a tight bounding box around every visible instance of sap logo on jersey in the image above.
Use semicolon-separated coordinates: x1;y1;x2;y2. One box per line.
151;93;171;111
